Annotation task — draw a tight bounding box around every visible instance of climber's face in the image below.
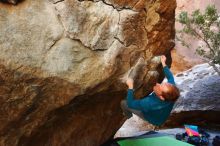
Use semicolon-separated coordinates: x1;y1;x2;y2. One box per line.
153;83;163;96
153;83;170;100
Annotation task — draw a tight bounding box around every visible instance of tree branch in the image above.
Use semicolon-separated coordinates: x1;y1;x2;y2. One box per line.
188;24;215;55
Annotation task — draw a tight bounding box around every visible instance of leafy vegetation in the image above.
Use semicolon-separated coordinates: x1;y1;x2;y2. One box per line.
177;5;220;75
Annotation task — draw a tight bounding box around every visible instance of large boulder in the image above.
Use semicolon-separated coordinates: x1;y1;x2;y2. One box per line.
164;63;220;129
0;0;176;145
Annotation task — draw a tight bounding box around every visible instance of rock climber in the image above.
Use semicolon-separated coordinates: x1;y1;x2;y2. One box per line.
121;55;180;126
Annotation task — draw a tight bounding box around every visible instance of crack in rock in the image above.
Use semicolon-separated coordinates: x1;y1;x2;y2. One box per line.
76;0;137;12
49;0;65;4
50;0;140;51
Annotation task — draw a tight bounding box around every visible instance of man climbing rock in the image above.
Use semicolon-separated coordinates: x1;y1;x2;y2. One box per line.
121;55;180;126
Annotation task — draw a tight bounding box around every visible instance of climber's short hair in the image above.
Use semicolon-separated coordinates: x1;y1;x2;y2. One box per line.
162;83;180;102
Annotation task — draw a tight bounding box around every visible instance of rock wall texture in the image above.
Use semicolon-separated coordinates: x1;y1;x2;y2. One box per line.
0;0;19;5
0;0;176;145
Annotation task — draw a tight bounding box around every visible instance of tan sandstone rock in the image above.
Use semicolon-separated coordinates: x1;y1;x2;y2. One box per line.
0;0;176;145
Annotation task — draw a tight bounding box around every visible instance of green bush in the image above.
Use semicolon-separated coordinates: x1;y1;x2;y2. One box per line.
177;5;220;75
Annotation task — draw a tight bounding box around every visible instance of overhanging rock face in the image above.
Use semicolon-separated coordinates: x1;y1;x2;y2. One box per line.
0;0;176;145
